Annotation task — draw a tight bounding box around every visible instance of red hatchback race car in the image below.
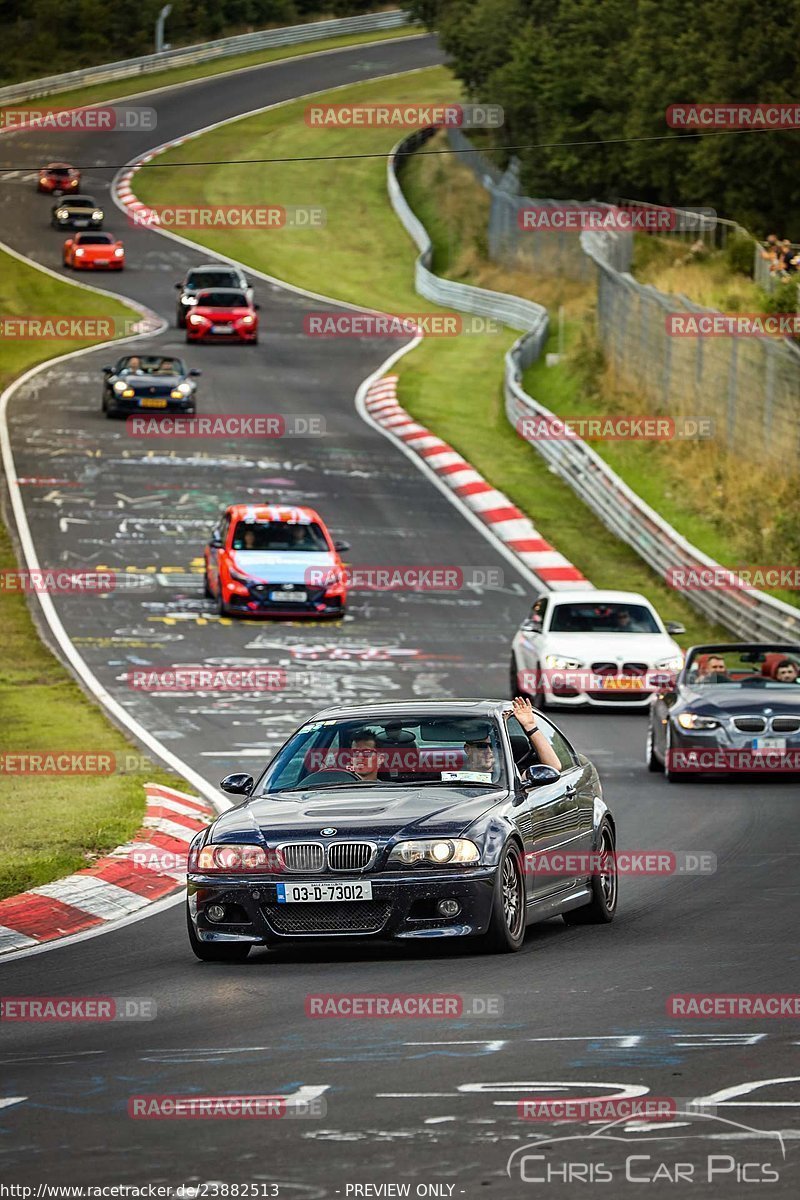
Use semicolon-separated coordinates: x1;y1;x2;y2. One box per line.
204;504;349;618
38;162;80;194
185;288;259;344
63;232;125;270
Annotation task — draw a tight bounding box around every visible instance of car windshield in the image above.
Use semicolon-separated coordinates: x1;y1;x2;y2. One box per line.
75;235;113;245
232;520;329;552
68;196;95;206
187;271;241;289
686;646;800;687
549;601;660;634
195;291;248;307
48;167;72;176
257;715;507;793
116;356;185;376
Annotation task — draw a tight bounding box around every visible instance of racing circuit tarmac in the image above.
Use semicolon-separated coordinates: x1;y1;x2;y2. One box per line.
0;33;798;1197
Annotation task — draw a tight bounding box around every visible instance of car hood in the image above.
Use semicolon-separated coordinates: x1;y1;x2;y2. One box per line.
212;785;505;843
117;374;185;388
541;631;680;663
678;684;800;715
230;550;334;583
194;306;252;319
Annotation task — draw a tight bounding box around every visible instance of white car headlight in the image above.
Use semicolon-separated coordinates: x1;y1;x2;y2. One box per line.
545;654;583;670
56;209;68;219
388;839;480;867
113;380;127;393
677;713;720;730
92;210;103;221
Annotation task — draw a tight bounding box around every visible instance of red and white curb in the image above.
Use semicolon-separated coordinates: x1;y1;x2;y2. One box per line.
364;376;592;590
0;783;214;955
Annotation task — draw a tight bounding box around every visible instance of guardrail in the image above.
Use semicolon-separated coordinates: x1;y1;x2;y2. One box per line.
388;128;800;638
0;10;413;105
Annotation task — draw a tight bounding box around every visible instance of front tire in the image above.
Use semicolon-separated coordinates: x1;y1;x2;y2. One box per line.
646;722;661;772
482;843;526;953
187;907;250;962
563;819;617;925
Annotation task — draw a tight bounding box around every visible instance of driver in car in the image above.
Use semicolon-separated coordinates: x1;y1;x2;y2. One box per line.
348;730;384;782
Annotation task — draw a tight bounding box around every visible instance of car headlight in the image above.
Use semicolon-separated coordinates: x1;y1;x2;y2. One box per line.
388;838;480;867
545;654;583;670
170;384;192;399
74;248;84;256
196;843;271;872
113;380;128;393
188;314;205;325
240;314;255;325
56;209;68;219
181;295;197;305
39;177;47;185
656;656;684;672
92;210;103;220
114;247;124;257
122;388;135;398
677;713;720;730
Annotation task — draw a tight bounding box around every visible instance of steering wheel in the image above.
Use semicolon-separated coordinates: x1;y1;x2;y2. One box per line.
300;768;364;787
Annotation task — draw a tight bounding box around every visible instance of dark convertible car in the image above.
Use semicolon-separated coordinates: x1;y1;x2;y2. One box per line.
647;642;800;780
186;700;617;961
101;354;200;418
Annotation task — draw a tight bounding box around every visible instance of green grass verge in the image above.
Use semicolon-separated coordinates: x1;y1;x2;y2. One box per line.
134;69;727;645
1;26;418;117
0;249;195;900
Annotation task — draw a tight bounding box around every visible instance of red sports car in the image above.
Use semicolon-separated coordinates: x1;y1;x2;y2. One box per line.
38;163;80;194
185;288;259;343
63;232;125;270
204;504;349;618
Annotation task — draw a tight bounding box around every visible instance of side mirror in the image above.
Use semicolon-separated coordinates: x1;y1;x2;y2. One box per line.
102;365;113;374
665;621;686;635
254;303;261;311
189;368;202;376
334;539;350;552
522;763;561;789
220;773;254;796
174;282;183;290
209;533;224;549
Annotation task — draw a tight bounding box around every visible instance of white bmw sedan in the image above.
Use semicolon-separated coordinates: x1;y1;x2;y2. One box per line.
510;589;685;709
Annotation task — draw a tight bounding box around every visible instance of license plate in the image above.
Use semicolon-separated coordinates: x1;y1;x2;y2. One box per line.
597;676;644;690
95;259;109;266
271;589;307;603
140;398;168;409
276;881;372;903
753;737;786;750
73;218;88;227
211;324;233;334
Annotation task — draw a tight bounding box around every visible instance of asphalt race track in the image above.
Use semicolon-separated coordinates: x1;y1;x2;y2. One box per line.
0;35;798;1197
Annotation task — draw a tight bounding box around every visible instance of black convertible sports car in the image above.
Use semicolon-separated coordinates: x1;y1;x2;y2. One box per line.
647;642;800;781
175;263;253;327
186;699;618;961
51;194;103;229
101;354;201;418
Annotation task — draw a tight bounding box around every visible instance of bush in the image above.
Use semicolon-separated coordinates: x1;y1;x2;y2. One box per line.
761;280;799;315
725;234;756;278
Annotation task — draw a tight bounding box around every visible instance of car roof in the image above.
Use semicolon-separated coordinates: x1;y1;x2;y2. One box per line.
75;232;113;239
226;504;322;524
546;589;652;605
309;699;513;721
46;162;74;169
189;264;243;273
